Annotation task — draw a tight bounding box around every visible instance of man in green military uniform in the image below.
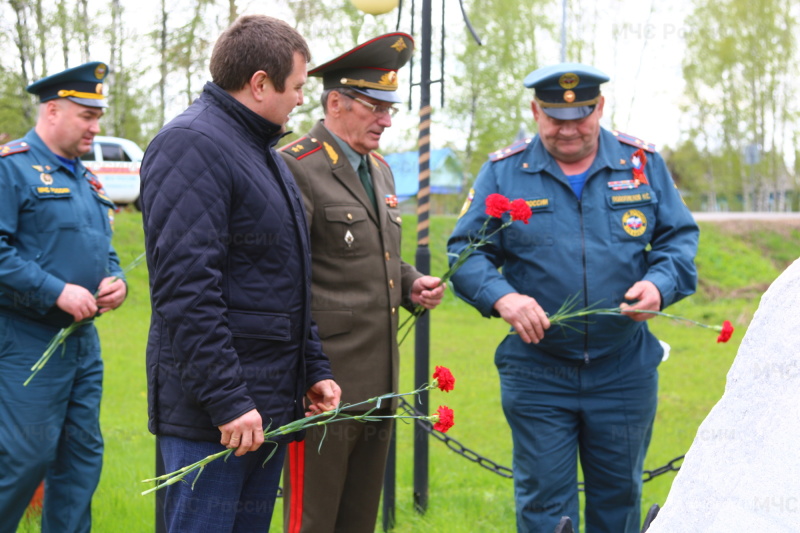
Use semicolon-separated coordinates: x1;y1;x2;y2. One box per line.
0;62;127;532
281;34;446;533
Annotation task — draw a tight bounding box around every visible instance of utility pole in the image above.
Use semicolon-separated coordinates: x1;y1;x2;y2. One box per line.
413;0;433;515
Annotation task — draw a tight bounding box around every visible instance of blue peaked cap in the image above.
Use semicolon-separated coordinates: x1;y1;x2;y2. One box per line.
26;61;109;108
523;62;609;120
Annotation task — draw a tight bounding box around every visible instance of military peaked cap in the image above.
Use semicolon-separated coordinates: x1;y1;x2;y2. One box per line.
523;62;609;120
309;33;414;103
26;61;109;108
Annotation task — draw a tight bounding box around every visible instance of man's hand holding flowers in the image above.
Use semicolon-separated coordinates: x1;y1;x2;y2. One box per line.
96;276;128;314
494;293;551;344
143;366;456;495
410;275;447;310
220;409;265;457
56;283;99;322
305;379;342;417
618;280;662;322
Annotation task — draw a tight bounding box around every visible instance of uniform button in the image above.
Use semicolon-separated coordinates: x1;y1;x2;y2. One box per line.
391;307;396;315
385;252;390;261
347;213;353;220
389;279;395;289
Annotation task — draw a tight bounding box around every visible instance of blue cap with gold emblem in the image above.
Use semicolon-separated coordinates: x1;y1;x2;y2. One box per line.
523;62;609;120
309;33;414;104
26;61;109;108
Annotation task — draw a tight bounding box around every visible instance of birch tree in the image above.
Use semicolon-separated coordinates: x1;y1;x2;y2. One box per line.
683;0;798;211
450;0;553;176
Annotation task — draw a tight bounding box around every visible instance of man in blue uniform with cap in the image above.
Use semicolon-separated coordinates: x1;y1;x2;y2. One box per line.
0;61;127;532
447;63;699;532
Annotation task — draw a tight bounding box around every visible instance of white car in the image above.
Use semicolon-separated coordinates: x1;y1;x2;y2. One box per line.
80;135;144;208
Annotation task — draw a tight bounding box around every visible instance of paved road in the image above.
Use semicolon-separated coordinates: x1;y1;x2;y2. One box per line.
692;212;800;221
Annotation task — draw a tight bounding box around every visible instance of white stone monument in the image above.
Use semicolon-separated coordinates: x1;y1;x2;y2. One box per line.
648;259;800;532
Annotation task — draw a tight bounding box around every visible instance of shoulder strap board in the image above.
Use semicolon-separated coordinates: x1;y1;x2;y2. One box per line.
489;137;532;162
612;130;655;153
369;151;388;167
280;135;322;160
0;140;31;157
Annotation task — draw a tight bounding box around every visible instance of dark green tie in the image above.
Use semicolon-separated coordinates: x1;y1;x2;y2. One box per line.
358;158;377;210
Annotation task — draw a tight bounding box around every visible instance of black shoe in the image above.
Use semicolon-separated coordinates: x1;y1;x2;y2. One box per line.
553;516;574;533
641;504;660;532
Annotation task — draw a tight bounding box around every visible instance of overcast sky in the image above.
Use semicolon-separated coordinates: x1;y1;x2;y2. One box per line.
71;0;693;151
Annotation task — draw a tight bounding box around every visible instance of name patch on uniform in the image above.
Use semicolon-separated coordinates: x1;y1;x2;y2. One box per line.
622;209;647;237
611;192;651;204
35;186;72;197
526;198;551;210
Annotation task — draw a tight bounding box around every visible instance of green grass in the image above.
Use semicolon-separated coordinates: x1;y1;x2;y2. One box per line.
17;211;793;532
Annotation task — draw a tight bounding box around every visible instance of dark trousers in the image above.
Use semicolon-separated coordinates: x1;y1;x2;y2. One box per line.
0;316;103;533
159;435;286;533
499;345;660;533
283;417;393;533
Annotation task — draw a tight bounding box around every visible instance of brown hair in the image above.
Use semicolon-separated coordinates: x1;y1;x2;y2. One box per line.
209;15;310;92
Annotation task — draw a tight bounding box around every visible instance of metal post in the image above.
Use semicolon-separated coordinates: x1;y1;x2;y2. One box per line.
413;0;432;516
382;420;397;531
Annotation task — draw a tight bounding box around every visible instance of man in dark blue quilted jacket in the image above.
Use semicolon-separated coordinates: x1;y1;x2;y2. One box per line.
140;15;341;533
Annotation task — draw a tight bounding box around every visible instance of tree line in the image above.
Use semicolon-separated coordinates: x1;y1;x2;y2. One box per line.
0;0;797;212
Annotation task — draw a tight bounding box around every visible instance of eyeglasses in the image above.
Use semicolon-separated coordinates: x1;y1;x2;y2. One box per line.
341;92;399;118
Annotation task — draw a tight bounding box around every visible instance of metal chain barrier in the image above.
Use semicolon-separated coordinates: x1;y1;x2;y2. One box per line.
398;397;685;488
398;396;514;478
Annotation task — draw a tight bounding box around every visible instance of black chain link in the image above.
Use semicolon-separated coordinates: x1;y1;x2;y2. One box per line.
642;455;684;483
398;397;513;478
398;397;684;489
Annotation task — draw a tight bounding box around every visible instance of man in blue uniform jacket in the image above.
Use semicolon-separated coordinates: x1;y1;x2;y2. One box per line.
0;62;127;532
447;63;699;533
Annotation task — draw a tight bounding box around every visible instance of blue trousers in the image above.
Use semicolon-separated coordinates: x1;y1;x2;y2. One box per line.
159;435;286;533
499;343;659;533
0;316;103;533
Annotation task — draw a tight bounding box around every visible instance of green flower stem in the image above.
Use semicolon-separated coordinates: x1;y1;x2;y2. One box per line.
397;217;512;346
593;309;724;331
24;319;92;386
24;252;146;386
141;382;442;495
545;293;724;332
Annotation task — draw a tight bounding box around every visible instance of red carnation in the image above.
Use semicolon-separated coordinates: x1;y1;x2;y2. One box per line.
433;366;455;392
716;320;734;343
485;194;511;218
433;406;455;433
509;198;532;224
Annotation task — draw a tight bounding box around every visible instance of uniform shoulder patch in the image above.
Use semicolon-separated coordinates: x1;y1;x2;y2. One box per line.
0;140;31;158
612;130;655;153
280;136;322;160
489;137;532;162
370;151;389;167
